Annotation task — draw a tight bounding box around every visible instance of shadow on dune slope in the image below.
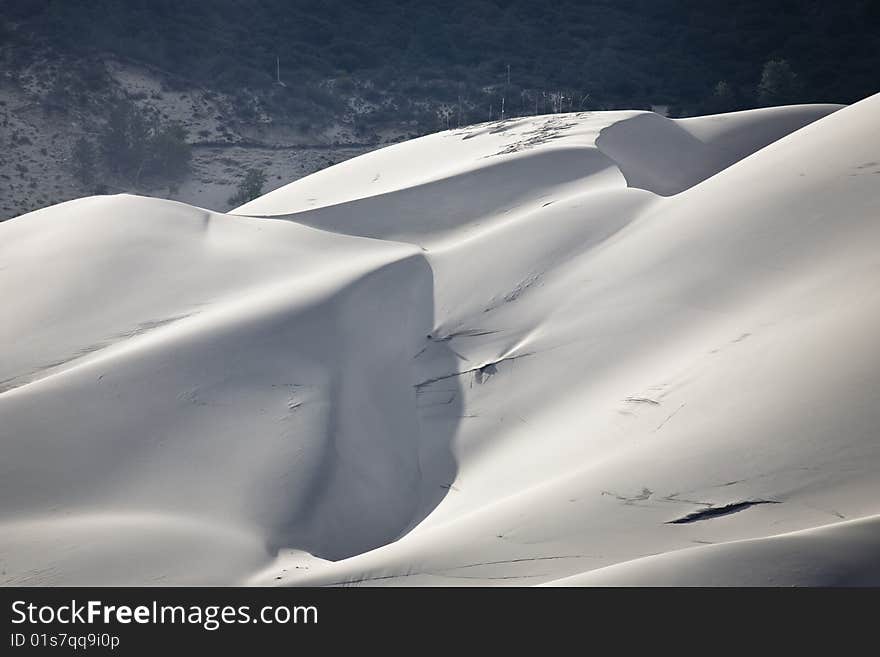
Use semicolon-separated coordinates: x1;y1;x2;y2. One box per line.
0;197;465;578
595;105;840;195
261;251;465;560
239;146;623;243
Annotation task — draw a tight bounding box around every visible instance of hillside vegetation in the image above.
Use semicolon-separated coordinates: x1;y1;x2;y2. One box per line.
4;0;879;129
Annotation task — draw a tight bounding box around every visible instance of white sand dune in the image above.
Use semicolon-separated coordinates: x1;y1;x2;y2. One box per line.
3;97;879;586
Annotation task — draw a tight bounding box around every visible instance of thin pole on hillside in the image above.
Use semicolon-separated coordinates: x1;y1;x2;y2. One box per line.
275;56;286;87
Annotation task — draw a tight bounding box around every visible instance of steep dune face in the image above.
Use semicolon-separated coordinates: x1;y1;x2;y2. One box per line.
0;197;457;582
3;97;879;586
595;104;841;195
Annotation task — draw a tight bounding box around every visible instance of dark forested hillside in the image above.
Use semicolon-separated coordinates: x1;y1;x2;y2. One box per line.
3;0;879;119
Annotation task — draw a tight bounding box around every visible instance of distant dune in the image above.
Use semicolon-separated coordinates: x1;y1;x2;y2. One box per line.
3;96;879;586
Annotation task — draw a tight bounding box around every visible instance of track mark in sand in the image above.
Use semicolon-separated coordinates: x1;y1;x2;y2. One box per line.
427;328;499;342
431;573;549;581
623;397;660;405
416;388;458;407
327;570;548;585
661;493;712;507
479;273;544;314
801;502;847;520
515;413;533;427
112;313;195;340
502;272;542;303
654;402;686;432
666;500;779;524
602;488;653;505
437;555;598;578
0;313;198;394
414;352;534;388
309;558;592;586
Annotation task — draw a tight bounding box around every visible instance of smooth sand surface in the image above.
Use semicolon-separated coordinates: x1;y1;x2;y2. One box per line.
4;98;880;586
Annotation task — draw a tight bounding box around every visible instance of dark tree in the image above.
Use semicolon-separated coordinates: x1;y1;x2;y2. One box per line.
99;101;143;177
98;101;190;185
757;60;801;107
70;136;96;185
148;122;191;180
228;168;268;208
705;81;738;114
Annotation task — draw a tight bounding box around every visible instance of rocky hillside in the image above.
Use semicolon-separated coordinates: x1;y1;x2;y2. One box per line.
0;56;405;220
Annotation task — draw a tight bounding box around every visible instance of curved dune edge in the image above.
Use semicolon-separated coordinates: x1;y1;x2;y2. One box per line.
542;514;880;587
2;97;879;586
233;104;840;218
